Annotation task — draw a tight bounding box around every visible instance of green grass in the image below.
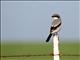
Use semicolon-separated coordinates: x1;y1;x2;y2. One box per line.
1;41;80;60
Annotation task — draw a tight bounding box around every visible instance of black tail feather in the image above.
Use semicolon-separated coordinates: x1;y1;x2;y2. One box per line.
46;33;52;42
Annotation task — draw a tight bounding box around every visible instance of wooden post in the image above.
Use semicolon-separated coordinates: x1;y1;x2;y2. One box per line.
53;34;60;60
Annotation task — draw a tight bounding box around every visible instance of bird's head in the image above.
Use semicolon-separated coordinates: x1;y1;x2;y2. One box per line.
52;14;60;20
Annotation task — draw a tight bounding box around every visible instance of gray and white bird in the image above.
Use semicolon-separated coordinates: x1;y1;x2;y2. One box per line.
46;14;62;42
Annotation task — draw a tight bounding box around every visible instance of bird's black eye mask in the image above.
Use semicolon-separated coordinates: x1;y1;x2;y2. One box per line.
52;15;60;18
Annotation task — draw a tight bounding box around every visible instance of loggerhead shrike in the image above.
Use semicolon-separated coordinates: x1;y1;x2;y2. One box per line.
46;14;62;42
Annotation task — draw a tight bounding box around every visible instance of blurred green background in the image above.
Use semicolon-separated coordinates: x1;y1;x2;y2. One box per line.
1;41;80;60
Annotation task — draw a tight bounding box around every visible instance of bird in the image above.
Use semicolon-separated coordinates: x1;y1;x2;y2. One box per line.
46;14;62;42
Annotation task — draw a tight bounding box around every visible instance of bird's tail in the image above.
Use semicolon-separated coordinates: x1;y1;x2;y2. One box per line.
46;33;52;42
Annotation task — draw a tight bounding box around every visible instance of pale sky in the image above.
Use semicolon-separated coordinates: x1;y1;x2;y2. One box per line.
1;1;79;42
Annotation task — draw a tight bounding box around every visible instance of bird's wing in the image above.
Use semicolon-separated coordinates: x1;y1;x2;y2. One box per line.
53;19;61;27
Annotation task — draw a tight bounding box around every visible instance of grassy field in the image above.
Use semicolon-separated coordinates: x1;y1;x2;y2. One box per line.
1;41;80;60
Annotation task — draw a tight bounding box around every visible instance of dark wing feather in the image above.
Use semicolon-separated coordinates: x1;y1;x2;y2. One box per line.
46;33;52;42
